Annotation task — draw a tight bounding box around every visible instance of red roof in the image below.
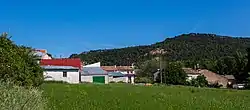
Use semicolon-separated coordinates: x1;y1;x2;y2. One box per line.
40;58;82;69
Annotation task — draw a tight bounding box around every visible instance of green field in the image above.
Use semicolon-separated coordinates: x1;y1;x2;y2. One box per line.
42;83;250;110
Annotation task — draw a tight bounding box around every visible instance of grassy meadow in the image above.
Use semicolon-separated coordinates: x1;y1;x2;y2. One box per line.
42;83;250;110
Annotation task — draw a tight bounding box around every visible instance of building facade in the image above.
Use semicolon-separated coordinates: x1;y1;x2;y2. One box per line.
40;58;83;83
42;66;81;83
101;65;135;84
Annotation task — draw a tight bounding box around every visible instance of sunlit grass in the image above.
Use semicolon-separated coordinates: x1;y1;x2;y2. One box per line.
42;83;250;110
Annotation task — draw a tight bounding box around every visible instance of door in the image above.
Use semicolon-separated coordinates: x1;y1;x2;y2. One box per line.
93;76;105;84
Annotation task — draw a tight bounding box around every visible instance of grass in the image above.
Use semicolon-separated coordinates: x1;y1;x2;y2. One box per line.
42;83;250;110
0;82;46;110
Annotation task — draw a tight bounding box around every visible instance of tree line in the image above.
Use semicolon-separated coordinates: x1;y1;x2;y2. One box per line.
71;33;250;66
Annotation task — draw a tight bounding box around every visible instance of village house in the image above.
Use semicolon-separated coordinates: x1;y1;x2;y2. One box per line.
40;58;83;83
223;75;236;85
42;65;81;83
33;49;52;64
81;67;109;84
101;65;136;84
183;68;229;88
81;62;109;84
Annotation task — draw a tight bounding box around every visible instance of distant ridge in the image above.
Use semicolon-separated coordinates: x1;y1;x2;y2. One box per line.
70;33;250;66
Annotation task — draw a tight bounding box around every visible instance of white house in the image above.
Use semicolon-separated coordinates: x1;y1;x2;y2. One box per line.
108;72;128;83
42;66;81;83
81;67;109;84
101;65;135;84
182;68;200;81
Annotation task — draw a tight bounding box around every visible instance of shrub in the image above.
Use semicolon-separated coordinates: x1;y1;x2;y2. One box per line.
208;82;223;88
135;77;152;83
190;75;208;87
0;81;47;110
0;33;44;87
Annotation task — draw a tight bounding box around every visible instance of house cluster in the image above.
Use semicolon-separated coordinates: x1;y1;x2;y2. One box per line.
34;49;236;87
35;49;135;84
183;68;235;88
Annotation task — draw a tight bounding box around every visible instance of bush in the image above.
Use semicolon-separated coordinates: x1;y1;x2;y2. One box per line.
208;82;222;88
0;33;44;87
135;77;152;83
0;82;47;110
164;62;187;85
190;75;208;87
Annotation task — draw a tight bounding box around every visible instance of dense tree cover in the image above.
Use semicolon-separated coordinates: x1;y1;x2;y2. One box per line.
70;33;250;66
0;33;43;87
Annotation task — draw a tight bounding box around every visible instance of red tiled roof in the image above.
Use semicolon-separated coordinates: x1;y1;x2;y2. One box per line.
40;58;82;69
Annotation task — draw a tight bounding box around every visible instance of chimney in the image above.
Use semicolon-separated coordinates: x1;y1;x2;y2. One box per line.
114;65;116;68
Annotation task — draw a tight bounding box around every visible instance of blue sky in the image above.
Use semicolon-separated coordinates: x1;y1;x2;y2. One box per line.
0;0;249;57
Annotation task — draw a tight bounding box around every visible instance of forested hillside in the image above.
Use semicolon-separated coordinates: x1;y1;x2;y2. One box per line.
70;33;250;66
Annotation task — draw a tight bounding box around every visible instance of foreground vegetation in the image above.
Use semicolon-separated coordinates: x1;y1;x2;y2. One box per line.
0;33;43;87
42;83;250;110
0;82;46;110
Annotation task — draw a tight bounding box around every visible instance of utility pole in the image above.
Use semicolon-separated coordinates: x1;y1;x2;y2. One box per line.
155;48;166;84
160;54;162;84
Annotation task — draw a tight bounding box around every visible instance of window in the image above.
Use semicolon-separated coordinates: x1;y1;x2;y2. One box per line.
63;71;67;77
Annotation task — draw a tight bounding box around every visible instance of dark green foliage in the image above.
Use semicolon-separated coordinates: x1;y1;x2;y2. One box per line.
0;33;43;87
136;58;159;79
164;62;187;85
208;83;223;88
70;33;250;66
134;77;152;83
190;75;208;87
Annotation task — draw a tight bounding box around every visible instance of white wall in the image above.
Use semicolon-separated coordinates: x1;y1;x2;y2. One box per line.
187;74;199;81
83;62;101;67
109;76;134;84
81;75;109;84
109;77;127;82
43;71;80;83
81;76;93;83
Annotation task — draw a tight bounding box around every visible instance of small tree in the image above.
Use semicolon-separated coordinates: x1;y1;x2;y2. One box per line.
191;75;208;87
164;62;187;85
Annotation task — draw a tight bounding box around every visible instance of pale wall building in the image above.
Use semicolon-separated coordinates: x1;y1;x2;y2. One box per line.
42;66;81;83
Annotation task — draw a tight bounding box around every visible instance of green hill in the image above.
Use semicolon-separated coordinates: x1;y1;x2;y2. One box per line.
70;33;250;66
